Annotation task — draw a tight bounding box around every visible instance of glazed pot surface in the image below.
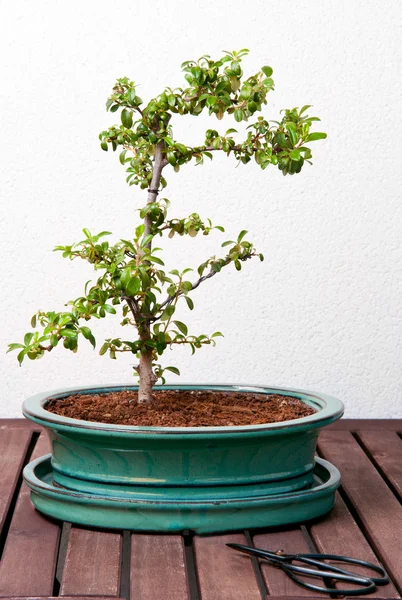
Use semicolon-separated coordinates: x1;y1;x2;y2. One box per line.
23;384;344;496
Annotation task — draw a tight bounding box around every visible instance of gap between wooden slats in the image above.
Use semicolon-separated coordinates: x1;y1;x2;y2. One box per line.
309;492;399;598
0;427;32;536
355;430;402;501
193;533;263;600
253;526;326;597
130;534;189;600
0;433;61;597
318;430;402;594
60;527;122;596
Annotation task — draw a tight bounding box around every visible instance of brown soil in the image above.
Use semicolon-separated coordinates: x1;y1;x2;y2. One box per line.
45;389;316;427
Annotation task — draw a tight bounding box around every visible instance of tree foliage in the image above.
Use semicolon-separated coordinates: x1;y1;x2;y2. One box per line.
9;50;326;402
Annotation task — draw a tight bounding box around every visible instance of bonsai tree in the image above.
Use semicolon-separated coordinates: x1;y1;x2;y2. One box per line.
9;49;326;404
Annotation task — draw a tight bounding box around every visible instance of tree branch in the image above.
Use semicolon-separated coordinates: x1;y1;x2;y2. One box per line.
153;252;255;320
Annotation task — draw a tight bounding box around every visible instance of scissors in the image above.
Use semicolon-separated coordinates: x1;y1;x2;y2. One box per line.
226;543;389;596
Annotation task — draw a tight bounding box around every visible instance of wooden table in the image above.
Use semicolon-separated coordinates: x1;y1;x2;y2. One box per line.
0;418;401;600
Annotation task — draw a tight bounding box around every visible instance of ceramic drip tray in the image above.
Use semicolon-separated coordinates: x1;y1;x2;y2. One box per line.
23;455;340;533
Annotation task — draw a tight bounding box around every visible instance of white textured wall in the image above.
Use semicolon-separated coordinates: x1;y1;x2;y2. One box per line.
1;0;401;418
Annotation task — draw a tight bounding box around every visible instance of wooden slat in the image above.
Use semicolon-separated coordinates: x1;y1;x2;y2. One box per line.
253;527;325;597
0;427;32;535
130;534;188;600
0;418;42;430
328;419;402;430
60;527;122;596
309;493;399;597
357;430;402;500
0;597;125;600
0;434;61;597
318;430;402;590
193;533;262;600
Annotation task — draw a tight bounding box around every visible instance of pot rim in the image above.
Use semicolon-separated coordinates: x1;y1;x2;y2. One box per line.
23;383;344;435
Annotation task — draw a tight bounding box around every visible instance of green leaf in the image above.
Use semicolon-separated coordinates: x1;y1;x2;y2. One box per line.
160;304;175;321
212;331;224;337
60;328;77;338
50;334;59;347
101;142;108;151
7;343;24;353
166;151;177;166
181;281;193;292
306;132;327;141
148;255;165;266
30;314;37;328
234;109;243;123
24;332;34;346
173;321;188;336
184;296;194;310
261;65;273;77
237;230;248;242
140;234;154;248
166;305;176;317
300;104;312;115
175;143;188;155
99;342;109;356
17;349;26;365
221;240;234;247
289;149;301;161
80;326;96;349
165;366;180;376
240;85;252;100
121;109;133;128
263;77;274;88
103;304;117;314
285;122;298;146
126;276;141;296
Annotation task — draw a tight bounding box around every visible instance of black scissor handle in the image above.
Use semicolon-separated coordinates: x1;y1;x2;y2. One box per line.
287;554;389;585
226;544;389;596
282;562;377;596
288;553;389;586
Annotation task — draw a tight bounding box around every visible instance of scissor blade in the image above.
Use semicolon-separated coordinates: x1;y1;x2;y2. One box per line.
226;543;280;562
226;543;254;554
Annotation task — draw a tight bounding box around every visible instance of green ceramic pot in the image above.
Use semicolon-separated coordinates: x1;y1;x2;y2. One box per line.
23;384;343;501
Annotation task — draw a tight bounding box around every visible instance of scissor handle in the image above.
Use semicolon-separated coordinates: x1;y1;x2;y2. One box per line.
282;562;377;596
290;553;389;586
226;543;389;596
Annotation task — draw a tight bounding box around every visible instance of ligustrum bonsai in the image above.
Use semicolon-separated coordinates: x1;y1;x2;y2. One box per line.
9;49;326;404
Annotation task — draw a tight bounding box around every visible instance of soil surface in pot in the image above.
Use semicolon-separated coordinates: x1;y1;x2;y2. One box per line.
46;389;316;427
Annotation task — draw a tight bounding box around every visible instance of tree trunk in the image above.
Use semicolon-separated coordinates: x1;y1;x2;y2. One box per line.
136;141;166;404
138;349;157;404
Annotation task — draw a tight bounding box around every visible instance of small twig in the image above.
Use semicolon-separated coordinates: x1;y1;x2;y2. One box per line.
153;252;255;320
